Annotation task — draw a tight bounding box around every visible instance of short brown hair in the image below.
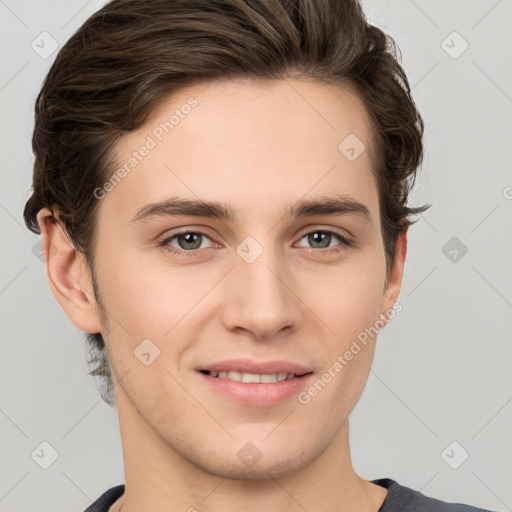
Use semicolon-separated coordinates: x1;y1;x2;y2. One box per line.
23;0;429;406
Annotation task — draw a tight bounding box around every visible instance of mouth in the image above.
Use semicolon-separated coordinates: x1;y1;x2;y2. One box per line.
199;369;312;383
196;362;315;406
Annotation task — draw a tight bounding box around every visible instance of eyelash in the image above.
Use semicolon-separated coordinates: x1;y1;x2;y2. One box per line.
158;228;352;258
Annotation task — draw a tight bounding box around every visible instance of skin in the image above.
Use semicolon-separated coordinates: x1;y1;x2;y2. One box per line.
37;78;407;512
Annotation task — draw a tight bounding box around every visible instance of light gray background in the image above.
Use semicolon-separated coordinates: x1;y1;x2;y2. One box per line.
1;0;511;511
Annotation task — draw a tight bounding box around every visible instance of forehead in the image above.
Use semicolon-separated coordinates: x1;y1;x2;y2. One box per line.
100;78;379;223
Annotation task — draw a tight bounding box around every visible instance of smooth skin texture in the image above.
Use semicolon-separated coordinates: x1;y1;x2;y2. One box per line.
37;78;407;512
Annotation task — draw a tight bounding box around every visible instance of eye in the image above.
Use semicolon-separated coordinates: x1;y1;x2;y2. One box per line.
159;229;215;257
158;227;352;259
296;229;351;253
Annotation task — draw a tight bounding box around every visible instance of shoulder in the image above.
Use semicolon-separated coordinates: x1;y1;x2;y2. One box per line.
373;478;498;512
83;484;125;512
81;479;498;512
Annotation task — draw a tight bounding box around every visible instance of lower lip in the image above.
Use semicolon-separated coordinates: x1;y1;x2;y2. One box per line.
197;371;314;406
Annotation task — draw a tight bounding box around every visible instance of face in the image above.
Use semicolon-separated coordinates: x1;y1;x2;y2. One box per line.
77;79;404;479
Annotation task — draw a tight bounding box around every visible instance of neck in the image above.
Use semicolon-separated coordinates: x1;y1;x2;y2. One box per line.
113;388;387;512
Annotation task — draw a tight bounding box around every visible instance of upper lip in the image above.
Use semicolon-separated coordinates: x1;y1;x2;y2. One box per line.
198;359;313;375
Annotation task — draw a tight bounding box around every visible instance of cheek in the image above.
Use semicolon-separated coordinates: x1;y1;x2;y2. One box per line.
97;248;206;338
299;269;384;423
306;260;386;341
300;255;385;405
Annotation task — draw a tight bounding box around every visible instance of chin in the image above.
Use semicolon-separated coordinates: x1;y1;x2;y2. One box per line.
198;450;312;481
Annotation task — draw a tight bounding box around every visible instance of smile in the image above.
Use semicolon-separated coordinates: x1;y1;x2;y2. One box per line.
201;370;301;383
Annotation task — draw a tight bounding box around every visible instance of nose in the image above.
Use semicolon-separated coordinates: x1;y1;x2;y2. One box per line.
220;244;302;340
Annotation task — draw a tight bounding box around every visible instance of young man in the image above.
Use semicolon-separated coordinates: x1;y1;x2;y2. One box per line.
23;1;497;511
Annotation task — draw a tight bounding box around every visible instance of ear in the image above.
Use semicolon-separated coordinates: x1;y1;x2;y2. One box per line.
36;208;103;334
379;228;407;321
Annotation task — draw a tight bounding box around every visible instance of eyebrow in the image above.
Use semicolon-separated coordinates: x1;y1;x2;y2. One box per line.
130;194;372;225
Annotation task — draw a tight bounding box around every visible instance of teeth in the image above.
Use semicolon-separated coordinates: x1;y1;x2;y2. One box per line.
206;371;297;383
241;372;260;383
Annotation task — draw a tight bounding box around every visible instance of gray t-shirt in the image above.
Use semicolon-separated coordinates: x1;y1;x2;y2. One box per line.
83;478;498;511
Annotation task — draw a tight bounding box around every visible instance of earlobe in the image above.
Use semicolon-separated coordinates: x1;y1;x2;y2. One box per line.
381;228;408;318
36;208;102;334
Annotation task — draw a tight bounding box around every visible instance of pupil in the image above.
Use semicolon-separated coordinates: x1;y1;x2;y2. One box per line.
180;233;201;250
310;231;330;248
